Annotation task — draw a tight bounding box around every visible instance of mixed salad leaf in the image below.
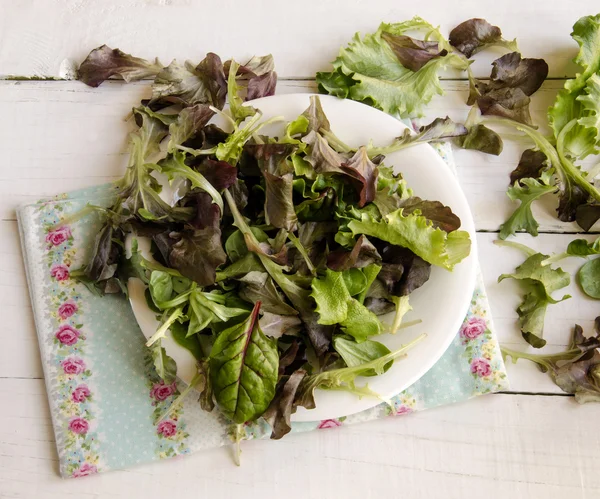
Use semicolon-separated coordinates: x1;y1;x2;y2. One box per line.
317;15;600;234
72;47;471;443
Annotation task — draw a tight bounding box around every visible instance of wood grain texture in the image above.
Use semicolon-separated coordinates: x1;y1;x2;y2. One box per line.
2;4;600;493
1;378;598;499
0;0;591;79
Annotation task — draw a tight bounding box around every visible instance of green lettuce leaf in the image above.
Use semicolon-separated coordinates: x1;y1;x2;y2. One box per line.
317;19;469;117
347;209;471;270
311;269;383;341
497;241;571;347
499;169;557;239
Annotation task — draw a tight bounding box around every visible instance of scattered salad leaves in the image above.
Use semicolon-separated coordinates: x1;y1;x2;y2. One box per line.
496;240;571;347
502;318;600;403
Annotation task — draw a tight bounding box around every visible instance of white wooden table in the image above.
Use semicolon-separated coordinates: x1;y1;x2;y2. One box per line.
1;1;599;498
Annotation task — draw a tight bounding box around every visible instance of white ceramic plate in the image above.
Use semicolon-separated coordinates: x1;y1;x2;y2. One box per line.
127;94;477;423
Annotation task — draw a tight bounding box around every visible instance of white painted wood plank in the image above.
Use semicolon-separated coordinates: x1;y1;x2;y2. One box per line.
0;0;592;79
1;378;598;498
1;79;597;233
4;215;597;397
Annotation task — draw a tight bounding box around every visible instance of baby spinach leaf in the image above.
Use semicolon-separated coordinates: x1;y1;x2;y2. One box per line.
170;321;204;361
578;258;600;299
342;268;367;297
341;147;379;207
149;270;173;305
209;302;279;424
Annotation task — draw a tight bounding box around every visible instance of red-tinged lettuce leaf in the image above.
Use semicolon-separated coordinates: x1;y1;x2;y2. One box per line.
449;18;518;58
509;149;547;185
381;33;447;72
168;227;227;286
502;319;600;402
167;104;215;151
558;183;589;223
263;370;307;439
341;147;379;207
78;45;163;87
472;52;548;125
378;244;431;296
247;72;277;100
302;131;348;174
576;203;600;231
244;143;295;176
85;222;123;283
264;172;298;231
398;197;461;233
117;109;192;222
327;235;381;271
152;53;227;108
194;159;238;191
368;117;467;156
302;95;332;134
187;192;221;230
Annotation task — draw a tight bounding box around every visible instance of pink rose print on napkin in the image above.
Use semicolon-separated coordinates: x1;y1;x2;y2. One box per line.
394;405;412;416
150;381;177;401
157;420;177;438
58;300;78;319
69;417;89;434
62;357;86;375
50;264;70;281
45;226;72;246
471;358;492;377
317;419;342;429
71;384;91;403
72;462;98;478
55;324;80;346
460;317;487;340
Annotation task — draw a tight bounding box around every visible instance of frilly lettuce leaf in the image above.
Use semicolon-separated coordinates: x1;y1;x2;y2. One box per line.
317;19;469;117
497;241;571;347
499;169;557;239
347;209;471;270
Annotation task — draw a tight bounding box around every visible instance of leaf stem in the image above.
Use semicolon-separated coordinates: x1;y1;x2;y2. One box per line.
288;232;316;275
541;252;568;266
158;371;203;422
493;239;537;257
146;306;184;347
320;129;354;153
